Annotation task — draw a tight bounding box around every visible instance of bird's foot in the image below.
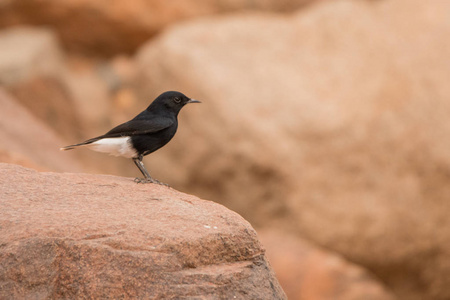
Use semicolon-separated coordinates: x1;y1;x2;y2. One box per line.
134;177;169;187
134;177;151;184
154;179;169;187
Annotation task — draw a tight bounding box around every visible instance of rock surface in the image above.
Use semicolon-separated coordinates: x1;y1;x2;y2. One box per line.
0;163;286;299
134;0;450;299
0;0;319;56
259;231;396;300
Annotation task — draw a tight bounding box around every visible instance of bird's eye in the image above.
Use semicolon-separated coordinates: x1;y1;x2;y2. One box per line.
174;97;181;104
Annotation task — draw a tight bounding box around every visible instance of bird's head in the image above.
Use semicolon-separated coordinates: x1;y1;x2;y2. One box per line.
148;91;201;115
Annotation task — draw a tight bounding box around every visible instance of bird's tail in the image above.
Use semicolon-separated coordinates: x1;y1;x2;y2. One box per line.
60;146;75;151
60;135;105;151
60;140;96;151
60;143;83;151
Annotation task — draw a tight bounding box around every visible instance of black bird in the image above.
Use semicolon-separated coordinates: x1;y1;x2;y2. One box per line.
61;91;200;185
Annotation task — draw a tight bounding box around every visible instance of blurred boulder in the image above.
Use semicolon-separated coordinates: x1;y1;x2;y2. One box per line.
0;163;286;299
8;76;84;140
62;56;112;137
0;26;137;176
0;27;63;85
259;230;396;300
0;0;321;56
0;26;126;139
134;0;450;299
0;27;82;139
0;88;83;172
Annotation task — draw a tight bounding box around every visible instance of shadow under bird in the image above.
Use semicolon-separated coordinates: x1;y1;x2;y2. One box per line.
60;91;200;185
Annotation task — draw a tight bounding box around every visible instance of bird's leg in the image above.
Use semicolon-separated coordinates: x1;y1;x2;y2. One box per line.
132;156;168;186
133;156;152;180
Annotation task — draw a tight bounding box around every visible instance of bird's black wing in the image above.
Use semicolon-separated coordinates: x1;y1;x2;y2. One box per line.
61;117;174;149
103;117;174;137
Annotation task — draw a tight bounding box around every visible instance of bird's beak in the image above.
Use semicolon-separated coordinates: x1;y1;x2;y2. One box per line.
188;98;201;104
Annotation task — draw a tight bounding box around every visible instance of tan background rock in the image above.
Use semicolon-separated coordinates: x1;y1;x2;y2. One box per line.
259;231;396;300
133;1;450;299
0;0;320;56
0;27;64;84
0;89;82;172
0;27;140;176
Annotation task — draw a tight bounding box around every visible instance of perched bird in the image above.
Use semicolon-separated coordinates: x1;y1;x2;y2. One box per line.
60;91;200;185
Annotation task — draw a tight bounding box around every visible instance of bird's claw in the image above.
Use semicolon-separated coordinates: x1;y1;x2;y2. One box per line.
154;179;169;187
134;177;169;187
134;177;153;184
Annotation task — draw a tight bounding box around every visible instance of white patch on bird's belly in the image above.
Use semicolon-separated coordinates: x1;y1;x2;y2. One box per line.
88;137;137;158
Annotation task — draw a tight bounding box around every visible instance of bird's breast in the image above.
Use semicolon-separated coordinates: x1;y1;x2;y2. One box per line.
131;124;178;156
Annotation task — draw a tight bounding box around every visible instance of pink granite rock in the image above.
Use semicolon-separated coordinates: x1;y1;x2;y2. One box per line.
0;163;286;299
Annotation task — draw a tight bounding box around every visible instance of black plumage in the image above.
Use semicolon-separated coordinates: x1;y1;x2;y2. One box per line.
61;91;200;184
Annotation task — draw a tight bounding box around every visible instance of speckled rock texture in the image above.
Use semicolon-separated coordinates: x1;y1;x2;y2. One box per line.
0;163;286;299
